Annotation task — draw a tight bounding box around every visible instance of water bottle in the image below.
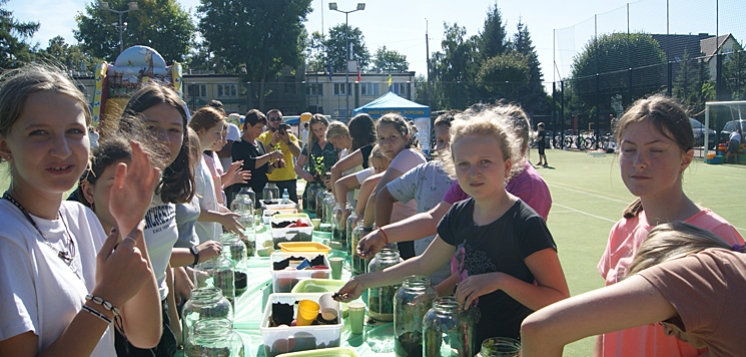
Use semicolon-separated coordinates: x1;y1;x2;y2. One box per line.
281;188;290;204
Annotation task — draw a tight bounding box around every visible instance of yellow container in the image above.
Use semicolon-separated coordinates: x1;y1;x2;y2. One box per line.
296;300;320;326
278;242;332;254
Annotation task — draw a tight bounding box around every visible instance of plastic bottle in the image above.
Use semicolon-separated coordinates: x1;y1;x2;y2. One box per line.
281;188;290;204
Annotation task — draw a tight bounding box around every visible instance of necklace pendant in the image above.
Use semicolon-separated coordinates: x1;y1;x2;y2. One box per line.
58;251;73;263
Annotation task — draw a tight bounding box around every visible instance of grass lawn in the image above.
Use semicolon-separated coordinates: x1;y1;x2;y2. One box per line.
2;150;745;356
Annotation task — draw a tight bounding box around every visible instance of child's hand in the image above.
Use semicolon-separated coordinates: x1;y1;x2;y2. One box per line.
218;212;245;236
357;230;386;258
197;240;222;262
92;225;152;309
455;273;503;310
332;278;366;302
109;141;160;236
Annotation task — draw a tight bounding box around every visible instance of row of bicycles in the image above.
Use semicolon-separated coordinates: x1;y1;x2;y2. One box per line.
534;131;617;152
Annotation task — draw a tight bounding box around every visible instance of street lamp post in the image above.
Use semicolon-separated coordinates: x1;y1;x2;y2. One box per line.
98;1;139;53
329;2;365;122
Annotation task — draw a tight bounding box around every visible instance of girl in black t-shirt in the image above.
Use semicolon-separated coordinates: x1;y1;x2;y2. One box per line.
334;107;570;345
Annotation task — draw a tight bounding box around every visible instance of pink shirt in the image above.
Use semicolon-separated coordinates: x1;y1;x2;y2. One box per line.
441;162;552;221
597;209;744;357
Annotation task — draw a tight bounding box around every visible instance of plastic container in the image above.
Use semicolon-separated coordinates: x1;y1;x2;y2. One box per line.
260;293;343;357
270;252;330;293
291;279;346;294
270;213;314;248
263;203;299;224
278;242;332;254
277;347;359;357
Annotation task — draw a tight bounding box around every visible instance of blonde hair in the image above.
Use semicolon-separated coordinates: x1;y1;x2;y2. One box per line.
0;63;91;137
627;222;736;277
443;108;521;180
325;121;350;141
368;144;390;172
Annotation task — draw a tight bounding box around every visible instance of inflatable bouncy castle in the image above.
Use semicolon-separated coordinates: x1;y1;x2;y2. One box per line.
91;45;182;127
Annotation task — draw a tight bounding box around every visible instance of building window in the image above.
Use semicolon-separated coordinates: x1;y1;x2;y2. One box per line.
187;83;207;98
360;82;380;96
391;82;409;97
217;83;237;98
306;83;324;96
333;83;352;96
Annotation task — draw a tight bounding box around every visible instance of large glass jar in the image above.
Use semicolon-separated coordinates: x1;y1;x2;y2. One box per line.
230;187;254;215
475;337;521;357
321;191;336;232
221;237;248;298
303;182;318;212
345;203;357;255
195;255;236;306
367;248;403;321
263;183;280;204
184;318;245;357
423;296;474;357
395;276;438;357
182;288;233;345
315;186;326;219
330;202;347;249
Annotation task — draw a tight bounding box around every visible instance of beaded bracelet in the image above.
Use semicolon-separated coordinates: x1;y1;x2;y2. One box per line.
82;305;112;324
86;294;121;317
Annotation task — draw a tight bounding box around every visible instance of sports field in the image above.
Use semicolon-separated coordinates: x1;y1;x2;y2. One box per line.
2;149;745;355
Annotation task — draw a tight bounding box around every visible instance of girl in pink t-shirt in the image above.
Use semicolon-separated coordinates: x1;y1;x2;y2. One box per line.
593;95;744;357
361;113;426;259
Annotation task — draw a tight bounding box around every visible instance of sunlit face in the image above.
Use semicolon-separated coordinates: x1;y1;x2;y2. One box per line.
619;122;692;200
311;122;328;141
328;134;352;151
377;123;408;160
660;321;705;348
213;126;227;151
141;103;184;164
247;122;265;138
369;157;389;174
268;113;283;130
435;124;451;153
0;91;89;198
452;134;511;200
83;161;127;230
198;123;223;152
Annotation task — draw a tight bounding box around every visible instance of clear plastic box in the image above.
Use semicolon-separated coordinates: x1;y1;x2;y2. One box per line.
262;203;299;224
276;347;359;357
270;213;314;248
270;252;330;293
259;293;343;357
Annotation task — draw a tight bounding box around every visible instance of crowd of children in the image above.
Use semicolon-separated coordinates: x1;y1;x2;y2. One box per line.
1;63;745;357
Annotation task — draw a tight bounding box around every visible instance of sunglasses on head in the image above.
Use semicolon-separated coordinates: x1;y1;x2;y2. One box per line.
269;117;283;122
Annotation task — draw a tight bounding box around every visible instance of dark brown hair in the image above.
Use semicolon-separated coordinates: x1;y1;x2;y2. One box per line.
244;109;267;129
347;113;376;151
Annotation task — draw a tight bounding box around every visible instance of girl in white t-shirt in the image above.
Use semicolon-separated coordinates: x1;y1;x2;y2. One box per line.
188;107;243;243
362;113;426;259
0;64;161;356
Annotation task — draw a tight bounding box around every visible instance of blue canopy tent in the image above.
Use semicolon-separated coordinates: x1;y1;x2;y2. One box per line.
352;92;430;120
353;92;433;156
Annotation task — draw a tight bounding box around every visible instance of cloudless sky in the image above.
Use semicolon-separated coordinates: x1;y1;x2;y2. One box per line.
10;0;746;90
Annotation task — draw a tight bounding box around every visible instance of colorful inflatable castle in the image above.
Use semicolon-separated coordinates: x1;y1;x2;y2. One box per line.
91;45;182;128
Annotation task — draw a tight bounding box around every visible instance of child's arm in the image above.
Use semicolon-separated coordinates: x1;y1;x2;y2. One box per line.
331;150;364;203
455;248;570;311
357;173;384;226
334;173;362;209
520;275;677;357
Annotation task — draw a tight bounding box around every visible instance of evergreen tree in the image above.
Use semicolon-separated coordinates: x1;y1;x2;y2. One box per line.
479;1;509;58
723;41;746;100
512;19;547;115
0;0;39;69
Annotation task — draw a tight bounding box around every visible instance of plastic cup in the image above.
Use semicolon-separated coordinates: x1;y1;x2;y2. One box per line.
318;293;338;321
329;257;344;280
296;300;320;326
312;218;321;230
347;301;366;334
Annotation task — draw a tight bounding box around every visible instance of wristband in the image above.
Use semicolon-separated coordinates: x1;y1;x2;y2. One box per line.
378;227;389;245
190;245;200;265
82;305;112;324
85;294;121;317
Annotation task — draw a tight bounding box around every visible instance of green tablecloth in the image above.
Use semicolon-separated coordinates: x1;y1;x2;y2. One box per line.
230;223;396;357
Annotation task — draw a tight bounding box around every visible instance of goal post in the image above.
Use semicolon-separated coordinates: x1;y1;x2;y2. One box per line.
704;100;746;160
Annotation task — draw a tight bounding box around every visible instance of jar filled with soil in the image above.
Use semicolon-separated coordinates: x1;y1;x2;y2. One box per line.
423;296;474;357
195;255;236;306
330;202;347;249
315;187;326;219
367;248;403;321
395;276;437;357
349;223;370;274
182;288;233;345
345;204;357;256
184;318;244;357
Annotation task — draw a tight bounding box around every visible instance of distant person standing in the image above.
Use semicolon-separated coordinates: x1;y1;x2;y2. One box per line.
258;109;302;203
725;129;741;164
301;122;309;146
536;122;548;167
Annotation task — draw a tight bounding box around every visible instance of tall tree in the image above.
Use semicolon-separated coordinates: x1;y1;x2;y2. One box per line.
430;22;481;109
479;1;509;59
35;36;100;73
723;41;746;100
75;0;195;63
198;0;312;110
512;19;547;115
304;30;327;72
476;52;529;100
372;46;408;72
323;23;370;72
673;50;697;107
0;0;39;69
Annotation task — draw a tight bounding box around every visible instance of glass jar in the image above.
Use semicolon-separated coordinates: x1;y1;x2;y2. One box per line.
321;191;336;232
350;224;371;274
184;318;245;357
230;187;254;215
303;182;318;212
345;203;357;255
423;296;474;357
315;186;326;219
367;248;403;321
194;255;236;306
330;202;346;248
263;183;280;204
395;276;437;357
181;288;233;345
221;237;248;298
475;337;522;357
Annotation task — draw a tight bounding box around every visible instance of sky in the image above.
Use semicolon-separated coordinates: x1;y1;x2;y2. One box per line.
10;0;746;91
